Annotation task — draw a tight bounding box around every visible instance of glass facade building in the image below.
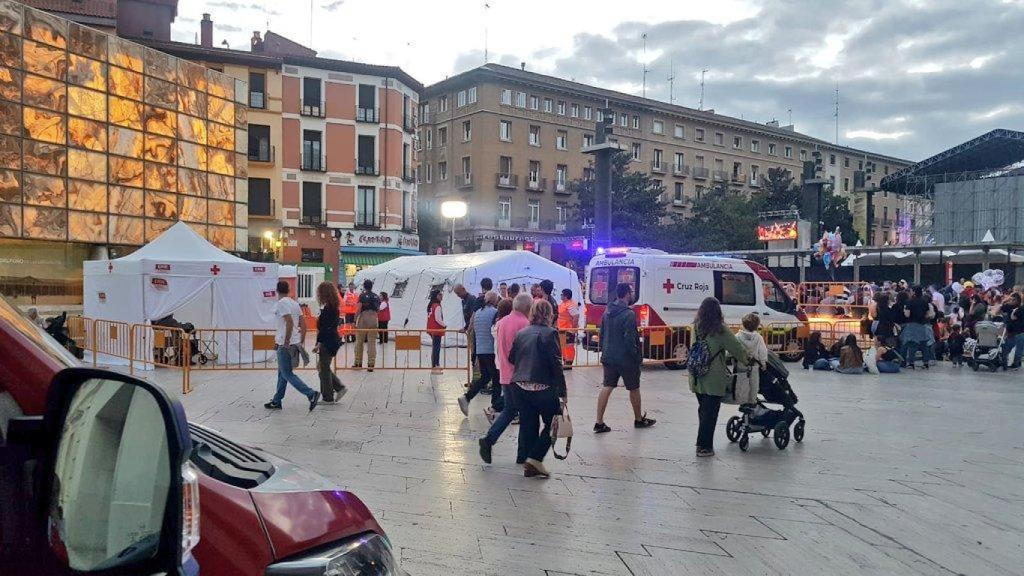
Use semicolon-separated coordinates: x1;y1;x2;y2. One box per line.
0;0;249;251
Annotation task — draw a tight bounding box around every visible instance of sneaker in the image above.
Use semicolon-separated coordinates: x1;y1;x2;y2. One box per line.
696;448;715;457
308;391;320;412
511;415;520;425
478;438;492;464
634;415;657;428
458;395;470;417
351;364;362;369
524;458;550;478
484;406;497;423
430;367;443;375
264;401;282;410
593;422;611;434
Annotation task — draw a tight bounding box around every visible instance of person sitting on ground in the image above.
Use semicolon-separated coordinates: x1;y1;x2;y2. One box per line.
835;334;865;374
802;331;832;370
868;336;903;373
946;324;966;366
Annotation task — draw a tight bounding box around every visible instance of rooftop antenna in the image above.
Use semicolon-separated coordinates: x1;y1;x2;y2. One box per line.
788;108;792;125
484;2;490;63
699;67;708;111
641;32;648;99
833;81;840;145
668;59;675;104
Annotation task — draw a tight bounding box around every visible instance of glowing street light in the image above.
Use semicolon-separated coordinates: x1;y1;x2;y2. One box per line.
440;200;468;254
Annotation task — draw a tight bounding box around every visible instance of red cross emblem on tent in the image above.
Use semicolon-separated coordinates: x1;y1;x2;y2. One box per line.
662;279;675;294
107;262;113;273
210;265;221;275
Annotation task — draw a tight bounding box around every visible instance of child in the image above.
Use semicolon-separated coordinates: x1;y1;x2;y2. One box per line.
946;324;966;366
802;331;832;370
731;313;768;406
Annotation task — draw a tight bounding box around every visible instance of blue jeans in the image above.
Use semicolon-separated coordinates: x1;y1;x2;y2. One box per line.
1002;332;1024;367
272;345;315;403
483;385;523;461
812;358;832;370
903;340;930;366
431;335;442;367
876;361;900;373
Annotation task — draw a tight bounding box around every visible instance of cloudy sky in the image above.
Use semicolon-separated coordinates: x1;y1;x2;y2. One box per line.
173;0;1022;161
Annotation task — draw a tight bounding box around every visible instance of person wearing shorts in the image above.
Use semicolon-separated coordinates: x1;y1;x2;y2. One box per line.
594;282;656;433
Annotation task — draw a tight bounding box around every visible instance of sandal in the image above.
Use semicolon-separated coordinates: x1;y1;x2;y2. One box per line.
634;414;657;428
593;422;611;434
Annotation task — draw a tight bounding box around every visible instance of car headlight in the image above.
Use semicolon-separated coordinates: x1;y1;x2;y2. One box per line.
265;533;398;576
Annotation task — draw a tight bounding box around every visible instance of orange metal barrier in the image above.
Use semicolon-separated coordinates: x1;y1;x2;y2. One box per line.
130;323;192;394
90;319;132;366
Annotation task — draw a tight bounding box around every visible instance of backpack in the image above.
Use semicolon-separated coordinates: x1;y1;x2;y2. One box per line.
687;339;720;378
361;292;380;312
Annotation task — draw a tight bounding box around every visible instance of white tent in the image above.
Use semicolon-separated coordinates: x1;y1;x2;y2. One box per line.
355;251;579;345
84;222;280;364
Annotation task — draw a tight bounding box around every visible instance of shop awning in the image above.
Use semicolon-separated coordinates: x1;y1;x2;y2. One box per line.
341;253;394;267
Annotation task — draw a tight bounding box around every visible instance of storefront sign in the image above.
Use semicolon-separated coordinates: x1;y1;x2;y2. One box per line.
341;230;420;250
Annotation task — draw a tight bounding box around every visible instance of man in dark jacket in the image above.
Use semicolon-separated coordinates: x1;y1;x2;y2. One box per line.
594;282;656;433
540;279;559;327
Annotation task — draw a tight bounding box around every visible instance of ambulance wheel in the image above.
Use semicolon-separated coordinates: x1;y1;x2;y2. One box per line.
793;421;805;442
664;343;689;370
773;422;790;450
739;433;749;451
761;428;770;438
726;416;742;442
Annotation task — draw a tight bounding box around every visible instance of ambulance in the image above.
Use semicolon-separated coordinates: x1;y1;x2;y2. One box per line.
583;248;806;367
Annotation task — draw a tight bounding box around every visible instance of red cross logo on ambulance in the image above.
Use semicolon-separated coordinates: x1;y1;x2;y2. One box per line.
662;279;675;294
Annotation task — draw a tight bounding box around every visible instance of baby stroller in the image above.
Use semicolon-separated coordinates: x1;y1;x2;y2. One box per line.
967;321;1004;372
726;351;806;451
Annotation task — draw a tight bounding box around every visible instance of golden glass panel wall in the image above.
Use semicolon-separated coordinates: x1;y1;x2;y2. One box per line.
0;0;248;249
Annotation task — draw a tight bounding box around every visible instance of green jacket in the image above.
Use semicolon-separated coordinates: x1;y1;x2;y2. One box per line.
689;329;749;397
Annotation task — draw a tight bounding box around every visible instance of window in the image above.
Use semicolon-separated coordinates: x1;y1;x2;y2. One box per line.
674;152;684;170
439;161;448;180
529;160;540;184
556;203;567;224
632;115;640;129
461;156;471;181
543;98;553;113
844;156;850;168
528;125;541;146
652;120;664;134
884;165;889;175
829;153;836;165
301;248;324;263
695;128;705;142
439;95;448;112
751;139;760;153
674;182;684;204
437;126;448;147
800;149;807;161
631;142;641;161
357;135;375;173
695;155;705;168
425;162;432;183
858;160;864;170
457;90;467;107
248;124;271;162
714;132;724;146
588;266;639;305
499;120;512;141
301;129;322;170
301;181;322;218
715;271;756;306
843;177;849;192
302;77;321;108
468;86;477;103
571;103;579;118
751;165;760;183
356;186;377;226
695;185;705;199
733;136;742;149
529;200;540;224
583;167;595;181
516;91;526;108
556;130;567;150
499;155;512;177
653;148;663;166
462;120;471;141
767;143;776;155
248;72;266;108
403;188;412;228
584;106;592;120
732;161;742;177
674;124;684;139
556;164;567;187
883;206;888;221
715;158;725;172
784;145;793;158
596;109;604;122
529;95;538;110
248;178;271;215
557;100;566;115
499;196;511;221
583;133;593;147
762;280;790;313
620;113;628;127
501;89;512;105
425;129;433;149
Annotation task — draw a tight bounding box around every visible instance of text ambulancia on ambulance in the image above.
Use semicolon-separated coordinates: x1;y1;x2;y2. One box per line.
583;248;807;367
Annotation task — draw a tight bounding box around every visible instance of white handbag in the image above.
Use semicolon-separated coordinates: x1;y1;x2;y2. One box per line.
550;399;573;460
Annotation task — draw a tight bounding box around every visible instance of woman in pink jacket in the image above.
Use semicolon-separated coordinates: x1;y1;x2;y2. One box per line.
478;293;533;464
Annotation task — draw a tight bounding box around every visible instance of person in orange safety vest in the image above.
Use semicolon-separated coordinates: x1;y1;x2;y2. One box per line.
557;288;580;369
342;282;359;342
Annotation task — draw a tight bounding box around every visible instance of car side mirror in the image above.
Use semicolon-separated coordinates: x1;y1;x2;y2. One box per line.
40;368;199;575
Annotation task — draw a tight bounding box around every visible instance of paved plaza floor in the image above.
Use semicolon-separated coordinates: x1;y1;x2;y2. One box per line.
152;359;1024;576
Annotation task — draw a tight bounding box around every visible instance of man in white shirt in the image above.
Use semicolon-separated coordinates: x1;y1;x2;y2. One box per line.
265;280;320;411
930;285;946;315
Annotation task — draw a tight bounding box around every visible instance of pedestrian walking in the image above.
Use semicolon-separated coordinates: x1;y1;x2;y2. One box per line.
689;297;747;457
508;299;567;478
594;282;656;433
313;282;345;402
377;291;391;344
460;291;502;419
265;280;320;411
479;294;531;464
557;288;580;369
352;279;379;370
1001;292;1024;369
427;289;446;373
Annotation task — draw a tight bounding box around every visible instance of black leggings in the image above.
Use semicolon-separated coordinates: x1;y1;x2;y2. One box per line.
377;320;389;343
695;393;722;451
466;354;502;410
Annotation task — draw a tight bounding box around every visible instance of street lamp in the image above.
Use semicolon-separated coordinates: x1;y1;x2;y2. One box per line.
440;200;468;254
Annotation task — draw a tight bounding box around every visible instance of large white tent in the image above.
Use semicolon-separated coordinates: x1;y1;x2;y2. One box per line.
355;251;579;345
84;222;279;364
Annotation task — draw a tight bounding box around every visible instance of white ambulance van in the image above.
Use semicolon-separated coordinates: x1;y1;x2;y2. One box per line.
583;248;806;367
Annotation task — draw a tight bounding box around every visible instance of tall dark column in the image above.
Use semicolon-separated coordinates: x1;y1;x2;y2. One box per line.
586;106;617;249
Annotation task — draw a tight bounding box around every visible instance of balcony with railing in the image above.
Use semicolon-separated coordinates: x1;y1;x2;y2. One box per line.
456;173;473;189
731;172;747;184
552;179;569;194
749;175;761;187
357;107;379;123
301;101;326;118
403;166;415;183
249;91;265;109
555;221;566;231
248;144;275;164
712;170;728;182
249;198;276;219
496;173;519;189
355;213;380;229
527;218;540;230
692;167;709;179
526;177;546;192
301;152;326;172
650;160;667;174
673;164;689;177
403;114;416;133
299;212;326;227
496;215;512;229
356;160;379;176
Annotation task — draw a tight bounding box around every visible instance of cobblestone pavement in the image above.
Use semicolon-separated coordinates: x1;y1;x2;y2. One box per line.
153;360;1024;576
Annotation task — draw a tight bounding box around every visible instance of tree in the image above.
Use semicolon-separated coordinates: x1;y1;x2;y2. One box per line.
569;152;677;247
756;167;800;214
675;183;761;252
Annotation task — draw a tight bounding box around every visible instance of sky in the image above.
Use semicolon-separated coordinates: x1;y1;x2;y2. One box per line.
173;0;1023;161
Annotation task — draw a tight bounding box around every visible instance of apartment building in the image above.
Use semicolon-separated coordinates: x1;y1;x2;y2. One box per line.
418;64;912;259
